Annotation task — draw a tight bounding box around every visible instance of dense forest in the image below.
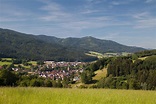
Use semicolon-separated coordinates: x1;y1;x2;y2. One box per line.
95;50;156;90
0;28;145;61
0;28;97;62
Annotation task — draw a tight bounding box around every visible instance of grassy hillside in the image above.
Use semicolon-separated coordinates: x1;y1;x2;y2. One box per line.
93;68;107;80
0;87;156;104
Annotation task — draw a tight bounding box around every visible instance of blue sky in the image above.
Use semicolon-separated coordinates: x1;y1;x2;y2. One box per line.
0;0;156;49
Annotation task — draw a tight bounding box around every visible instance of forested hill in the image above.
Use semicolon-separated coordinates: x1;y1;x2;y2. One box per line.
86;49;156;90
0;28;145;61
36;35;145;53
0;28;96;61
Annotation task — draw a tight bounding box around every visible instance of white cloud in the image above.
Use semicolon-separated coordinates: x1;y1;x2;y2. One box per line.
133;12;156;28
111;1;122;5
133;12;149;19
0;17;26;22
101;32;120;40
111;0;135;6
81;9;100;14
38;0;134;32
39;1;71;22
145;0;154;3
39;0;111;30
135;18;156;28
0;2;34;22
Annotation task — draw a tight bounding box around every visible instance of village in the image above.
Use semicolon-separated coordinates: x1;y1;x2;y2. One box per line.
8;60;88;82
35;61;87;81
0;58;89;82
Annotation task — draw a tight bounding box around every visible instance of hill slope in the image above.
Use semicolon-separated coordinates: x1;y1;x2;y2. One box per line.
37;36;145;53
0;28;145;61
0;28;96;61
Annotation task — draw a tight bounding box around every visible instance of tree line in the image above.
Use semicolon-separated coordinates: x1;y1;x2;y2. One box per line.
0;69;72;88
97;55;156;90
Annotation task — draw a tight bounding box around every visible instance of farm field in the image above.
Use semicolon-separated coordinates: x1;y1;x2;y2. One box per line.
0;58;37;69
0;58;12;66
0;61;12;66
0;87;156;104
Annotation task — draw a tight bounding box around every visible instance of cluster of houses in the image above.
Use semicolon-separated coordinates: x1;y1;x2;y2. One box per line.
35;61;87;81
0;60;88;82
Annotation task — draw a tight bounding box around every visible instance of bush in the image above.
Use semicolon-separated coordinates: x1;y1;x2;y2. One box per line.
78;85;88;89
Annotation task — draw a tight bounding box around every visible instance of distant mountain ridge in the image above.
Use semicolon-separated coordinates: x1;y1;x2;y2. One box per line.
36;33;145;53
0;28;145;61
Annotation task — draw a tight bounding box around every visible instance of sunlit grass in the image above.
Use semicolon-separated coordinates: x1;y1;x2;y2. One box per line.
0;61;12;66
0;58;12;66
138;57;147;60
93;68;107;80
28;61;37;66
0;87;156;104
1;58;13;61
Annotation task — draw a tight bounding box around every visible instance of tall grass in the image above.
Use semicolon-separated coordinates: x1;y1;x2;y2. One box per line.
0;87;156;104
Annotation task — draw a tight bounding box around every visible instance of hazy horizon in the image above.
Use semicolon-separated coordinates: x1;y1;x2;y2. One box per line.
0;0;156;49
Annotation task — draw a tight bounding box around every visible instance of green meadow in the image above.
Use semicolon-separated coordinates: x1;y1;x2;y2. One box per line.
0;87;156;104
0;61;12;66
0;58;12;66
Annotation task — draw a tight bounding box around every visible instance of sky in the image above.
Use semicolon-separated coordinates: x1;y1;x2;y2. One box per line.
0;0;156;49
